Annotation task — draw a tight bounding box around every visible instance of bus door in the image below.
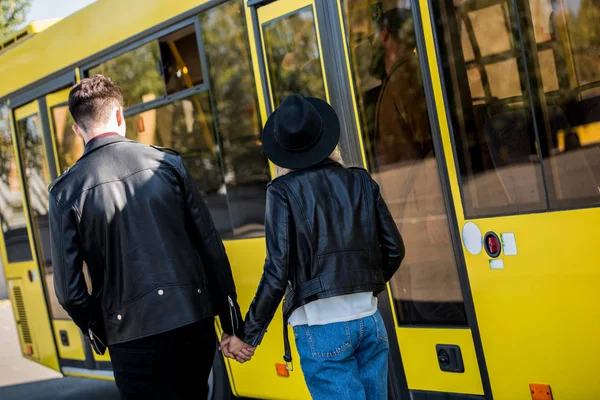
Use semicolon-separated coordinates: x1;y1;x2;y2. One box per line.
43;88;112;376
252;0;486;398
2;100;61;372
338;1;488;398
428;0;600;398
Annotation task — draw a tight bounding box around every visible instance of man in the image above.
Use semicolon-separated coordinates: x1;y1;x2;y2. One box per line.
49;75;249;398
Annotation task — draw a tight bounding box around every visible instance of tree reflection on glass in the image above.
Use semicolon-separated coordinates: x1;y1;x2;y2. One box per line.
263;7;326;107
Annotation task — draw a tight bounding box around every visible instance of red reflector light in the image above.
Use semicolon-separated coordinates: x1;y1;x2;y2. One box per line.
484;232;501;258
25;345;33;355
275;363;290;377
27;270;34;282
487;236;499;254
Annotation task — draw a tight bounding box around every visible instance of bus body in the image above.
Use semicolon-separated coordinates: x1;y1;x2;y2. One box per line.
0;0;598;399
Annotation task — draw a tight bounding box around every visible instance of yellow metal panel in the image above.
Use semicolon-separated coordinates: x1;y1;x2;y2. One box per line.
93;349;112;363
257;0;313;19
463;211;600;400
29;19;62;34
0;0;211;98
396;328;483;395
8;270;60;371
52;320;86;361
14;101;39;121
223;238;310;400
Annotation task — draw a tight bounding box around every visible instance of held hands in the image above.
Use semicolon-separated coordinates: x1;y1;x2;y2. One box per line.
220;333;256;363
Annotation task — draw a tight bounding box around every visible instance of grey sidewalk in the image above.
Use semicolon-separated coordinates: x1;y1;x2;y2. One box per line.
0;299;119;398
0;377;120;400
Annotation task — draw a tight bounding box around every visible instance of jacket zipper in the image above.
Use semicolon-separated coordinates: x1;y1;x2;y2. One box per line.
228;296;239;335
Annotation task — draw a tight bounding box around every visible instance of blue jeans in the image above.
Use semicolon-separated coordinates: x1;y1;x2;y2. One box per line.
293;311;389;400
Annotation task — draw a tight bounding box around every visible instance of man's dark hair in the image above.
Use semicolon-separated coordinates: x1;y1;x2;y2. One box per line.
68;75;124;132
380;8;415;46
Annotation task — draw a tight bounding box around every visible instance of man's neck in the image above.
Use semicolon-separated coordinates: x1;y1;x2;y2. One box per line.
85;131;121;145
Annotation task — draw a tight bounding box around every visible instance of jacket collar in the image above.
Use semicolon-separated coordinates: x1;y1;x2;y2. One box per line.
82;133;131;159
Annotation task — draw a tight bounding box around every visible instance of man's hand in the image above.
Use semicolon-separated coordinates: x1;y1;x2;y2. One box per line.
220;333;256;363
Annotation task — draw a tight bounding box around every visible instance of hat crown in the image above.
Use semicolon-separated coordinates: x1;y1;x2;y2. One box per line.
274;94;322;152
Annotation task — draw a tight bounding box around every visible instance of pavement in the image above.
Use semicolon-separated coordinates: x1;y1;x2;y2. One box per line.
0;299;120;399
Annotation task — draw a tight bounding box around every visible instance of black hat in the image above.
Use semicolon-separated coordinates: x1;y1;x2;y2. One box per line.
262;94;340;169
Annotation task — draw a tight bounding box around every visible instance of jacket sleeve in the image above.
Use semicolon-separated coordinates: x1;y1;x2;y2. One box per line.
50;195;99;336
372;177;405;282
176;157;243;336
240;185;290;347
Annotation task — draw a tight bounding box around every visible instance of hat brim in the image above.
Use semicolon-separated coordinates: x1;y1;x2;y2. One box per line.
262;97;340;170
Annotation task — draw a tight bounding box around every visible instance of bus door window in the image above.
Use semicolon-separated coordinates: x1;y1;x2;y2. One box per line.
262;6;326;108
0;104;32;263
432;0;548;218
526;0;600;209
15;112;69;320
342;1;467;326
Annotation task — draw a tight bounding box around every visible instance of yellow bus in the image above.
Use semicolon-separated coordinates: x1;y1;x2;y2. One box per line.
1;0;599;399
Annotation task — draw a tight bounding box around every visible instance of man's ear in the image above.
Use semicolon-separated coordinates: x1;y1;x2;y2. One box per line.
72;124;84;140
116;107;124;127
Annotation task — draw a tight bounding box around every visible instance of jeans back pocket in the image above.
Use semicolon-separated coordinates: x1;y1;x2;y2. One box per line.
297;322;352;359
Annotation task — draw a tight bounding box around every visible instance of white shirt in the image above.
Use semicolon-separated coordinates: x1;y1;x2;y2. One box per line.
288;292;378;327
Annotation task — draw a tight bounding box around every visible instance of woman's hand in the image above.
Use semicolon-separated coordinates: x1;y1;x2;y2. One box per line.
220;333;256;363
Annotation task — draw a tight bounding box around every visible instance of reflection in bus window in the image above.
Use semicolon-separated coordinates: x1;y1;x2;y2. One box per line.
263;6;326;107
126;93;234;239
201;0;269;239
0;104;32;263
433;0;547;217
343;2;466;326
52;104;83;171
89;25;203;108
528;0;600;208
16;113;69;319
89;41;165;107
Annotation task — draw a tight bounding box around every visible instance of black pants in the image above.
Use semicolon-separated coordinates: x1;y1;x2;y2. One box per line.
109;319;216;399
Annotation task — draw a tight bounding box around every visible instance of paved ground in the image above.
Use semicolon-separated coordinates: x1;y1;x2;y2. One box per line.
0;299;120;399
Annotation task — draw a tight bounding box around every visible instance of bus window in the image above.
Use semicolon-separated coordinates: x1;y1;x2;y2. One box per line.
51;103;82;171
125;0;268;240
263;6;326;108
0;104;32;263
527;0;600;209
125;92;235;239
432;0;547;218
88;24;203;108
342;2;467;325
200;0;269;239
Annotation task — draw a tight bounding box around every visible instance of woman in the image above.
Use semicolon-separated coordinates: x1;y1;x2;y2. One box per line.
223;94;404;399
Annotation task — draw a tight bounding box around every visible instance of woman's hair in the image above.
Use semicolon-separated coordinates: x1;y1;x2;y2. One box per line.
275;148;344;178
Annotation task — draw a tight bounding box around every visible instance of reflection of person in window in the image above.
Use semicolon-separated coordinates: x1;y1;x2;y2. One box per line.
371;9;466;325
373;8;432;169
